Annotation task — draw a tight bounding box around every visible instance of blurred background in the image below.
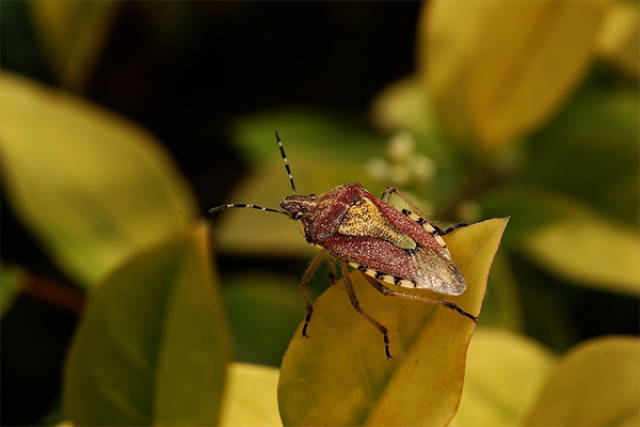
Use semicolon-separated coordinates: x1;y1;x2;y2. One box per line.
1;1;638;425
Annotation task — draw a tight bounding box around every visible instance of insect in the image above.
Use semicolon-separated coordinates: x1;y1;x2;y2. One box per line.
210;131;477;359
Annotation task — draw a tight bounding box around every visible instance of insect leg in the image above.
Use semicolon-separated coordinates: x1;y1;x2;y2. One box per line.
300;250;326;338
362;274;478;323
382;186;468;237
381;186;427;217
340;261;393;359
440;222;469;235
327;258;337;286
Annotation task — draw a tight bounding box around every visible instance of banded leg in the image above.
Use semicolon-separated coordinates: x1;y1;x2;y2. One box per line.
429;221;468;236
428;221;468;236
300;250;326;338
442;222;468;235
381;186;467;235
381;186;443;237
381;186;427;217
341;261;393;359
362;274;478;322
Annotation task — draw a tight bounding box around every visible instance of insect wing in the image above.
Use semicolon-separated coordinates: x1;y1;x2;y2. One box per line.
408;245;466;295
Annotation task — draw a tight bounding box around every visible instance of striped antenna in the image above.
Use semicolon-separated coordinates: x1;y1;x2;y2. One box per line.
209;203;289;216
275;130;296;194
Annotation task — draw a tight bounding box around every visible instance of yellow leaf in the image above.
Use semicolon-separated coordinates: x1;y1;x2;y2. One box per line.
451;328;556;427
523;216;640;295
596;1;640;80
28;0;119;90
419;0;609;148
278;218;509;426
525;336;640;426
220;363;281;427
0;73;197;286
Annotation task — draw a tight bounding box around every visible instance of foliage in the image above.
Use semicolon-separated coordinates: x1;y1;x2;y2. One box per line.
595;1;640;80
525;336;640;426
453;332;640;427
418;0;609;148
1;0;638;425
219;363;281;427
222;273;305;366
28;0;119;91
451;328;556;427
64;223;229;425
0;73;196;288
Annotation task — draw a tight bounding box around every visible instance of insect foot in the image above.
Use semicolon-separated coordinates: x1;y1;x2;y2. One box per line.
302;309;313;338
383;331;392;360
442;301;477;322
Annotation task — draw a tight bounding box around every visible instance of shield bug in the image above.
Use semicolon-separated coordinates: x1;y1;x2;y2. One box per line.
210;131;477;359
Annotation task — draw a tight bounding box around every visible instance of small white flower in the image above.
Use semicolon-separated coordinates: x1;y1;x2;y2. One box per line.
412;155;435;181
388;131;415;163
366;157;389;181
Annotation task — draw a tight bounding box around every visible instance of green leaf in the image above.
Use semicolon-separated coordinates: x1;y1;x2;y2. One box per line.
0;73;197;287
525;336;640;426
220;362;281;427
419;0;609;147
28;0;119;90
64;222;230;425
231;110;383;165
1;265;24;316
450;328;556;427
480;186;640;294
216;111;384;256
222;274;306;367
278;218;508;426
525;84;639;225
523;214;640;295
479;185;585;245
